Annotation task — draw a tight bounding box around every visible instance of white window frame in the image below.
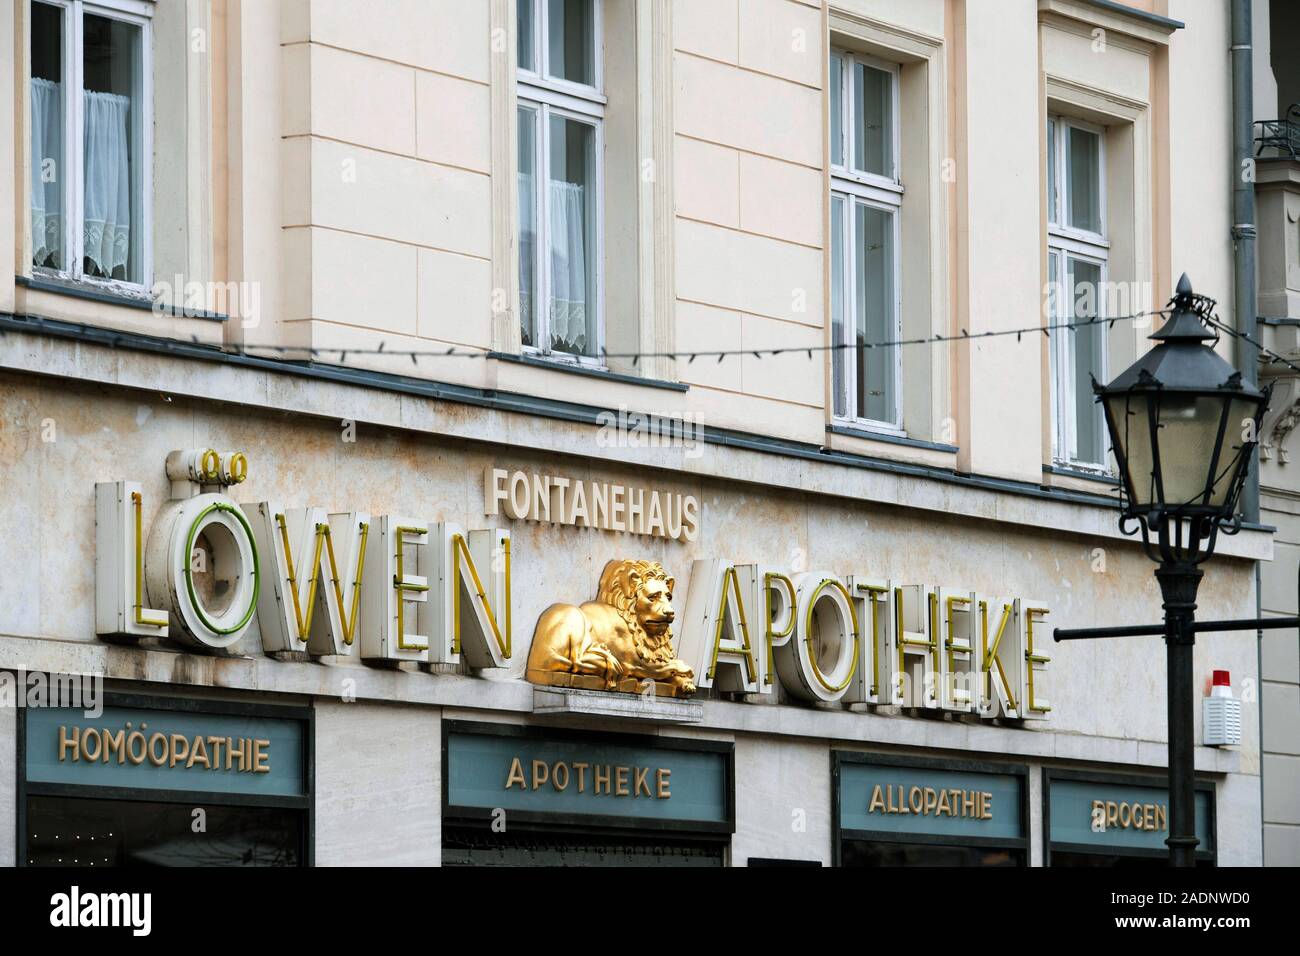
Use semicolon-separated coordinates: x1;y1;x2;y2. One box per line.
830;49;903;433
1047;114;1109;471
29;0;154;295
517;0;606;366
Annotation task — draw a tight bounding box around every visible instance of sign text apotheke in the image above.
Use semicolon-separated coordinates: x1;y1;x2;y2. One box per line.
674;560;1052;720
504;755;673;799
95;449;511;666
446;727;733;828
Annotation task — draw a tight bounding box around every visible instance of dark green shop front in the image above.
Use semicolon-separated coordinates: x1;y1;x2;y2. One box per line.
1044;769;1216;866
19;693;312;867
442;721;734;865
833;752;1029;866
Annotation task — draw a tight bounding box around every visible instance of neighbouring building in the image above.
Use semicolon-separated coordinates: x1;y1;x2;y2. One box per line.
0;0;1289;866
1253;0;1300;870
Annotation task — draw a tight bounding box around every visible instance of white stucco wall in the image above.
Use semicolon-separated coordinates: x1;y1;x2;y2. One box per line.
313;700;441;866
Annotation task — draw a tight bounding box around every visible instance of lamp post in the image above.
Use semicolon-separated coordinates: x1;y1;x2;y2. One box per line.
1091;274;1268;866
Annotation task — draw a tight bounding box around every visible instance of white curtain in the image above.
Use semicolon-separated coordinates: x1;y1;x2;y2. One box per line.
83;89;132;279
517;175;589;353
517;171;535;337
548;180;588;352
29;77;63;269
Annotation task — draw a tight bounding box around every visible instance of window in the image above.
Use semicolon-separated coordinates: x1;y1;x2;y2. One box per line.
517;0;603;362
830;50;902;431
29;0;151;289
1047;115;1108;469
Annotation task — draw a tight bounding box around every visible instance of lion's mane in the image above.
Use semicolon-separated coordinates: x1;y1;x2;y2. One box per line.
595;559;676;665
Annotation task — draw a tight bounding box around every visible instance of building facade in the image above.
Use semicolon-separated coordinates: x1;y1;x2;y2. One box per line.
0;0;1287;865
1253;0;1300;870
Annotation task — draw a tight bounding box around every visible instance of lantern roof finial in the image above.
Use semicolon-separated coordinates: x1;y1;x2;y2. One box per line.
1150;274;1217;345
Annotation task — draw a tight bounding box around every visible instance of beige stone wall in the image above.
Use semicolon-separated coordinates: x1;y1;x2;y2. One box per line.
1259;487;1300;866
0;368;1263;744
280;0;493;363
0;0;1277;865
673;0;826;441
0;0;1237;483
0;362;1267;862
314;699;442;866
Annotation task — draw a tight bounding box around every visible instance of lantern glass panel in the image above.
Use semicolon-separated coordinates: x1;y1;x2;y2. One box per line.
1205;396;1261;507
1106;392;1157;506
1153;394;1234;508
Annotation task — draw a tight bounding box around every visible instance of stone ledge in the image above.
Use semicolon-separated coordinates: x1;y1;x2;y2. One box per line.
532;686;704;723
0;634;1246;773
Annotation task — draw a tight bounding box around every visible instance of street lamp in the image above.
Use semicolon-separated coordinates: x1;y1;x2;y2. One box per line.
1092;273;1268;866
1098;274;1268;562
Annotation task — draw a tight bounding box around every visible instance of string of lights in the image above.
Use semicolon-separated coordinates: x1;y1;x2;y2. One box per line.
0;304;1180;368
1203;314;1300;380
203;305;1174;367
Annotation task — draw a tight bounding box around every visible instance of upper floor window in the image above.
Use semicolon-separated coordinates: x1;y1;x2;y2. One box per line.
29;0;151;289
830;50;902;430
1047;115;1108;469
517;0;604;362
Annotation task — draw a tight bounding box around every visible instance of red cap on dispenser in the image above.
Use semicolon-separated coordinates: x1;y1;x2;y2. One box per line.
1212;670;1231;687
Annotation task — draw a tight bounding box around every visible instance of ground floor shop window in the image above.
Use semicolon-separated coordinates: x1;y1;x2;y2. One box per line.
19;692;312;868
840;840;1024;867
833;752;1029;867
1045;850;1171;868
1043;769;1216;866
26;796;304;867
442;721;734;868
442;825;723;867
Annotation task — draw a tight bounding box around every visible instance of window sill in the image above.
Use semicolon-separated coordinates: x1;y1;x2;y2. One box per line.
487;351;688;392
17;274;228;321
826;423;958;454
1043;463;1119;486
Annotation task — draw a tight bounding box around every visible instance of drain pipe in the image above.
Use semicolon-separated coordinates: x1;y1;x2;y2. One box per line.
1232;0;1259;520
1230;0;1266;866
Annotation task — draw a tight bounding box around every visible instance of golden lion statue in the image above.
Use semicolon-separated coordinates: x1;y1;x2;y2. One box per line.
526;559;697;697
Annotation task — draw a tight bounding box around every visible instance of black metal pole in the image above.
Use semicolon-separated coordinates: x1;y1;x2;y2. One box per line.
1054;614;1300;641
1155;564;1202;867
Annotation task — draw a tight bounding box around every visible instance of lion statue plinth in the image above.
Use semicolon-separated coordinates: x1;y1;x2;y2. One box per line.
526;559;696;698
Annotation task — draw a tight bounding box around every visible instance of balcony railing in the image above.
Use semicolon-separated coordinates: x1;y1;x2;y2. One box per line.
1256;104;1300;161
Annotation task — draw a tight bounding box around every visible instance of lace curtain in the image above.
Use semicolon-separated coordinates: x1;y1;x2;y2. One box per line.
548;180;588;353
83;90;132;279
518;173;589;354
29;78;62;269
28;80;132;279
518;170;535;338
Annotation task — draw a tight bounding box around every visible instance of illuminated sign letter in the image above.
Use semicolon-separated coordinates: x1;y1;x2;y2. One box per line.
776;573;859;703
95;481;169;638
937;586;977;713
1021;602;1052;720
430;523;511;668
893;585;939;708
245;505;369;657
146;492;260;650
360;517;430;662
846;576;892;705
678;560;760;693
744;566;796;693
975;596;1022;718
